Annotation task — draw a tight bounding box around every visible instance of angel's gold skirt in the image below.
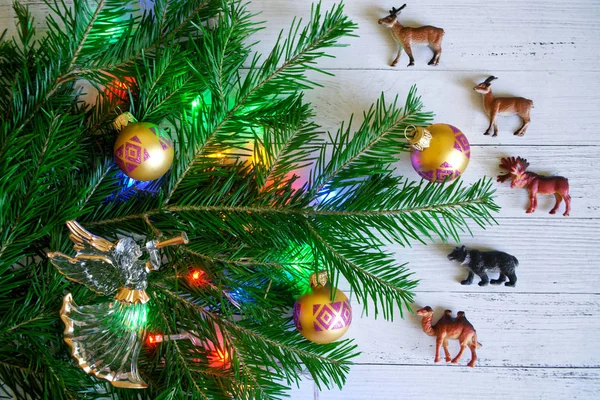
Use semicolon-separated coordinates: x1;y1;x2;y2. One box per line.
60;293;148;389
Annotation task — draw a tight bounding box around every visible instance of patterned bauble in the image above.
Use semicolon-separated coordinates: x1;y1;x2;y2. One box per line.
293;271;352;344
408;123;470;182
113;113;174;181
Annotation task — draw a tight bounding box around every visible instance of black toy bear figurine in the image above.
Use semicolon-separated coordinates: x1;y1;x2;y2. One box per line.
448;246;518;287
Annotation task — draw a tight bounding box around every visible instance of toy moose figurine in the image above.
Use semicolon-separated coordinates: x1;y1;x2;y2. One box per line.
473;76;533;137
416;306;481;368
498;156;571;216
378;4;445;67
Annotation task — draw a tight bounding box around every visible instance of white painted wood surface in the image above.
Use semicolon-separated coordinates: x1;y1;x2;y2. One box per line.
245;1;600;398
1;0;599;399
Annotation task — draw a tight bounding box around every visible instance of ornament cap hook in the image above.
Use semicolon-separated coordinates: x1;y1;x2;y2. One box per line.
309;270;329;288
113;112;137;131
405;125;433;151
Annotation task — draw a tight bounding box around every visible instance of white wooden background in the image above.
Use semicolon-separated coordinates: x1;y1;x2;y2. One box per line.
2;0;600;399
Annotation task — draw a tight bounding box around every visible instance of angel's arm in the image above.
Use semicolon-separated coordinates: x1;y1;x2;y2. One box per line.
145;241;161;271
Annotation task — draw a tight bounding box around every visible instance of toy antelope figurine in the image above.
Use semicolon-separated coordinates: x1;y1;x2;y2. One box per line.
416;307;481;368
474;76;534;137
378;4;445;67
497;156;571;216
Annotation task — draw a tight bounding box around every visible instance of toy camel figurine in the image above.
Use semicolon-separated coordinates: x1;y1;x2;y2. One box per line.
497;156;571;216
378;4;445;67
416;306;481;368
473;76;533;137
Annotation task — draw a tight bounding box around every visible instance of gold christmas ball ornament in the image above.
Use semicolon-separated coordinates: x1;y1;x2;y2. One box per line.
293;271;352;344
407;123;471;182
113;113;174;181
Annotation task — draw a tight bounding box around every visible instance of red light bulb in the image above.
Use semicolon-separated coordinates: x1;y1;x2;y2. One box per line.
188;269;206;285
146;334;163;345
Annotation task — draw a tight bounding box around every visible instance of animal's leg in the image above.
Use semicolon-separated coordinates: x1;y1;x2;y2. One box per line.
527;193;537;214
442;338;452;362
467;342;478;368
505;271;517;287
461;271;474;285
516;113;530;136
485;108;498;136
391;46;402;67
451;342;468;364
434;335;444;363
428;45;441;66
477;271;489;286
563;194;571;217
403;42;415;67
435;45;442;64
490;272;507;285
550;193;562;214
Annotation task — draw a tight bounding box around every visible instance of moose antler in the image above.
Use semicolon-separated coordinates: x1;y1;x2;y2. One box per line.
483;76;498;85
497;156;530;182
389;4;407;15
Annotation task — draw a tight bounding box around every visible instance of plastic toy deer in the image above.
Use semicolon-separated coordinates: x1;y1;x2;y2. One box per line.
473;76;533;137
378;4;445;67
497;156;571;216
416;307;481;368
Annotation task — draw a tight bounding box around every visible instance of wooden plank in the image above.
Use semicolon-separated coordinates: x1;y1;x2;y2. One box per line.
3;1;600;73
244;0;600;72
383;218;600;295
318;365;600;400
311;144;599;218
299;69;600;146
335;219;600;295
345;292;600;368
427;146;597;219
285;377;315;399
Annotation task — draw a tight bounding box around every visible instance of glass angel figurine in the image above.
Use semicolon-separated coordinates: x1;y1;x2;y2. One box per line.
47;220;188;389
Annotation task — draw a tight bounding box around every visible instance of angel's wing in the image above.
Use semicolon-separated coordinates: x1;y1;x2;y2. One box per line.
48;221;122;295
48;252;123;295
66;220;115;253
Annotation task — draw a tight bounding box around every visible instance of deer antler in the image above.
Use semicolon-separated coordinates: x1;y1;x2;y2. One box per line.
390;4;407;15
497;156;529;182
483;76;498;85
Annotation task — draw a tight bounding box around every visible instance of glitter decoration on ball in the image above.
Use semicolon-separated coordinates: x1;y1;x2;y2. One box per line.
448;245;519;287
473;76;533;137
113;112;174;181
416;306;482;368
293;271;352;344
407;123;470;182
497;156;571;216
47;221;189;389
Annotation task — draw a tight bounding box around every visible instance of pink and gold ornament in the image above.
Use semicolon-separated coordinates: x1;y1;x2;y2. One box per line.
293;271;352;344
113;112;174;181
407;123;470;182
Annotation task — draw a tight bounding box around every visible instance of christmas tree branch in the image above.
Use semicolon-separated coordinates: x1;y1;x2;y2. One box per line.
254;100;322;192
307;221;416;319
311;87;433;195
164;2;356;204
86;187;497;227
10;0;108;135
156;285;355;392
182;247;283;269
